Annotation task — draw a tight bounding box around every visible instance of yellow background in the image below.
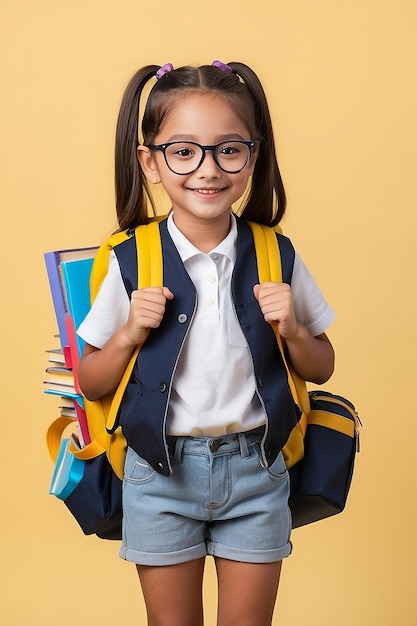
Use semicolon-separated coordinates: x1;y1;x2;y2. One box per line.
1;1;416;624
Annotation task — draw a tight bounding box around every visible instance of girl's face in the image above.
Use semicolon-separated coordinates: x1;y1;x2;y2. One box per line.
138;92;256;236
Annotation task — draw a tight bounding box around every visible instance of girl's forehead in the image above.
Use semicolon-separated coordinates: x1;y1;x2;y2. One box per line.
156;91;252;140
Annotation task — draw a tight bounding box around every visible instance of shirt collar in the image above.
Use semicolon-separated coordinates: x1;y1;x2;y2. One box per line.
167;212;238;264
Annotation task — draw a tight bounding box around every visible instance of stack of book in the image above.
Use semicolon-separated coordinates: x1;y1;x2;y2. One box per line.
44;246;98;448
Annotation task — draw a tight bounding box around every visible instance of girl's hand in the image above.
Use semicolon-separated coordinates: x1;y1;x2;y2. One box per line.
253;282;298;339
78;286;175;401
124;286;175;347
253;281;335;384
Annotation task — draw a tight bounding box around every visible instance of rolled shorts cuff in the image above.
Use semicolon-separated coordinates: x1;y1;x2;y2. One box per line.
120;542;207;566
120;538;292;566
207;538;293;564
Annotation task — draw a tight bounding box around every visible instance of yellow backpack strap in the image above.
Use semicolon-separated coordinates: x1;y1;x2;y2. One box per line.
89;230;131;301
136;220;163;287
104;221;163;434
264;225;310;419
71;222;164;479
46;416;77;462
247;221;309;467
103;222;163;477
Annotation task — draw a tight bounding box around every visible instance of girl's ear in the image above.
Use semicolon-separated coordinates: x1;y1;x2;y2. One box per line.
137;145;161;184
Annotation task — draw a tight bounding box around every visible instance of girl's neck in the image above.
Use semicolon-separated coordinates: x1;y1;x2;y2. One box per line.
171;212;232;253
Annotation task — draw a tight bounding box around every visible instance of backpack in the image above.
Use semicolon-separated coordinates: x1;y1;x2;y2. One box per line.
46;220;164;538
46;218;359;536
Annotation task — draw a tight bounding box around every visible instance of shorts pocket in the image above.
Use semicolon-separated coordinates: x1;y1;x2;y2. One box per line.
124;447;156;483
266;451;288;480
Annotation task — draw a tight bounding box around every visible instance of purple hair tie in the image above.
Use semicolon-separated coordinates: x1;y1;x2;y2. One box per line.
211;60;232;73
156;63;174;79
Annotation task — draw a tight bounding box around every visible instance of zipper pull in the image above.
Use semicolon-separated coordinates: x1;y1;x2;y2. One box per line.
355;428;360;453
354;411;362;452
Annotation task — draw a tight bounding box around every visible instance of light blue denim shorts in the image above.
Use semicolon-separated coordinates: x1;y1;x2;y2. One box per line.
120;428;292;566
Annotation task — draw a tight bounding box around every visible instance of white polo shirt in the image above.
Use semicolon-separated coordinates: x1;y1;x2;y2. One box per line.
78;213;335;437
165;214;265;436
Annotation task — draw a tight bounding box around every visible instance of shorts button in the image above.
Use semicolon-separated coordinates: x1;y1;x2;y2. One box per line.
178;313;187;323
209;439;221;453
159;382;167;392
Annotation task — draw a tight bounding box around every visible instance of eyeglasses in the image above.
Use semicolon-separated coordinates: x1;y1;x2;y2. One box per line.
146;140;256;175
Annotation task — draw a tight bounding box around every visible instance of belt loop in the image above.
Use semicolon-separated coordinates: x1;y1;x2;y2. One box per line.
174;436;186;463
238;432;249;458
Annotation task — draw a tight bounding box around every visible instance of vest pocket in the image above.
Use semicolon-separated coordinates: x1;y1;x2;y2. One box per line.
119;376;143;426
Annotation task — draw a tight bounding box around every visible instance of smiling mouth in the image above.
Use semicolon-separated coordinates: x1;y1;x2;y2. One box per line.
190;187;225;194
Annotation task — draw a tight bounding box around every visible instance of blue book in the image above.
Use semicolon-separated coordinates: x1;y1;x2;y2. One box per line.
44;247;97;358
49;437;84;500
60;256;95;357
44;388;82;400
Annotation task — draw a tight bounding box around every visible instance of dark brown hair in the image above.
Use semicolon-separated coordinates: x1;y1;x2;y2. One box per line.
115;63;286;230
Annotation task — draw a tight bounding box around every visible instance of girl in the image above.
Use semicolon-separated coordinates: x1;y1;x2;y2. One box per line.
77;61;335;626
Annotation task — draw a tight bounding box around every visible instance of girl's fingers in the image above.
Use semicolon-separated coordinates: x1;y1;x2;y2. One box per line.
130;286;175;329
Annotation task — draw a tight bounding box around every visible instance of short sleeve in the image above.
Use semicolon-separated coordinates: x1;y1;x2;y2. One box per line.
291;252;335;337
77;251;130;349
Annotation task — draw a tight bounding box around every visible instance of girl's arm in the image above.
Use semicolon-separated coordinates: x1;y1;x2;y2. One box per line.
78;286;174;400
253;282;335;384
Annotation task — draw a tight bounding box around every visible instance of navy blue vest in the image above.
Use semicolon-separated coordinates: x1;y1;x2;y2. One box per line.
114;217;299;476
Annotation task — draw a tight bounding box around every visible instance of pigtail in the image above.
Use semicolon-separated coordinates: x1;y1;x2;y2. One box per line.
115;65;159;230
228;62;286;227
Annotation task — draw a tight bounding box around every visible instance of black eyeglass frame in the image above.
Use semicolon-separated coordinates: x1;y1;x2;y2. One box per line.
146;140;256;175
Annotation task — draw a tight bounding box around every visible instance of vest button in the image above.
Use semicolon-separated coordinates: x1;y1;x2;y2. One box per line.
178;313;187;323
159;382;167;393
